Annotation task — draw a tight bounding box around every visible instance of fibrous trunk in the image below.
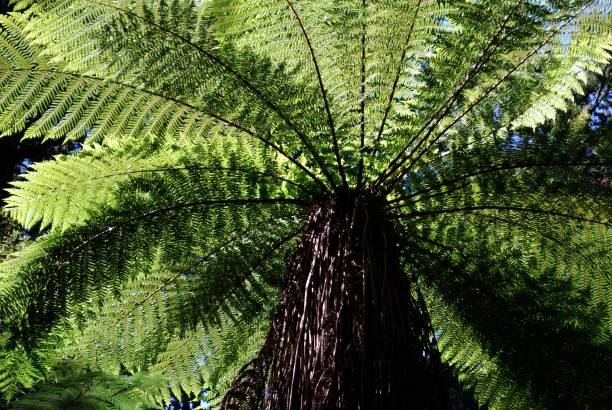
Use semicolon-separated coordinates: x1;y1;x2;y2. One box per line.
223;195;450;409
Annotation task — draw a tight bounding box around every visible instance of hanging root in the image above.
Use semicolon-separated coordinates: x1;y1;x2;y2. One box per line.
223;195;450;409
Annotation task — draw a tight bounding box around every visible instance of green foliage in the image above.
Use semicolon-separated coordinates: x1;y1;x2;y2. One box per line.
0;0;610;408
11;364;164;410
414;242;612;408
0;332;45;402
5;147;166;232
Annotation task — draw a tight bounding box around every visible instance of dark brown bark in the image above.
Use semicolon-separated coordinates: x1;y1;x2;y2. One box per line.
222;195;450;409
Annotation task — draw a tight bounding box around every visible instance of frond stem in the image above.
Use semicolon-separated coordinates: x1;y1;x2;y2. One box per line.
71;197;308;254
386;161;611;205
373;0;423;148
390;205;610;226
356;0;367;193
90;165;320;197
285;0;348;190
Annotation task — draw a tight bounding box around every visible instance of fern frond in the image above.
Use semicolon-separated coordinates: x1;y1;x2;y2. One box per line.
0;15;214;144
0;12;330;191
374;0;612;190
403;235;612;408
387;110;612;325
11;368;164;410
0;333;46;402
424;288;542;410
52;201;299;403
63;213;298;373
148;307;271;404
0;134;307;340
15;0;341;189
5;148;167;232
397;205;610;333
212;0;452;181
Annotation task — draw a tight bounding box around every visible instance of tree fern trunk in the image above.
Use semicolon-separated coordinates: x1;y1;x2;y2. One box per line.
223;195;450;409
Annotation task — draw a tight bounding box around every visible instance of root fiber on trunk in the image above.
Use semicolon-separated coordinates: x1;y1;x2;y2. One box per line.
222;195;450;409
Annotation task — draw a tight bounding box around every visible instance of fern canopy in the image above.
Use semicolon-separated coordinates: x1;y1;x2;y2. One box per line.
0;0;610;408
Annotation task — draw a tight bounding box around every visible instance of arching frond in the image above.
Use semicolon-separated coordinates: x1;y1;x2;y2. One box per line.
211;0;452;182
390;120;612;332
424;288;542;410
0;12;332;191
62;214;298;381
5;148;167;232
0;133;307;339
10;1;342;189
374;0;612;190
404;238;612;408
148;308;270;404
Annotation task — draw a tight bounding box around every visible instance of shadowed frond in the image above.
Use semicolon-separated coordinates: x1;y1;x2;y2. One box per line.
423;288;542;410
0;332;46;402
390;119;612;330
404;238;612;408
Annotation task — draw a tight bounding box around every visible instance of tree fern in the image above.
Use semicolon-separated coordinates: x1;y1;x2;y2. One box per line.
0;0;610;408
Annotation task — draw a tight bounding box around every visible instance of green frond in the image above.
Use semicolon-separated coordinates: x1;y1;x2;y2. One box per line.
61;212;297;370
405;237;612;408
391;123;612;337
402;208;611;337
148;308;270;404
4;132;313;231
147;329;211;401
373;0;612;189
211;0;453;180
5;148;169;232
7;0;611;190
0;333;46;402
45;202;297;403
0;10;328;196
11;368;164;410
195;313;270;408
0;13;213;144
10;1;339;188
424;289;541;410
499;2;612;129
0;135;306;339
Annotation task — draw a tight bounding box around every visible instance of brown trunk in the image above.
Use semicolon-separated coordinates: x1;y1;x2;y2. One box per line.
222;195;450;409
